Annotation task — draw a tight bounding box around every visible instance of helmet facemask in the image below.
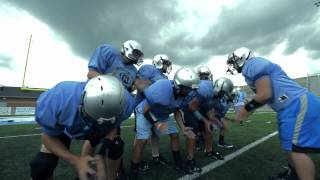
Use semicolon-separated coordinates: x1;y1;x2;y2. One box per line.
162;60;172;74
197;66;212;80
226;47;253;75
226;55;243;75
213;77;234;101
122;40;144;66
199;73;212;80
153;54;172;74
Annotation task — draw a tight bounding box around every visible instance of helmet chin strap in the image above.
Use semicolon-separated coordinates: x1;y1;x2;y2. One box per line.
173;86;181;98
235;61;243;73
122;54;135;65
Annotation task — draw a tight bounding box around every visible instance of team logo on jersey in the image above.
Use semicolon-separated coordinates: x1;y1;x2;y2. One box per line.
112;67;135;89
278;95;288;103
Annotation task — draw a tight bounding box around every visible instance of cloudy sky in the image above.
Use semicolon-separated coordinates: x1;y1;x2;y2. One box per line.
0;0;319;88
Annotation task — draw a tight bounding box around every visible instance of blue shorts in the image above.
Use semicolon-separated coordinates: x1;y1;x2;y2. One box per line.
277;92;320;153
135;102;178;140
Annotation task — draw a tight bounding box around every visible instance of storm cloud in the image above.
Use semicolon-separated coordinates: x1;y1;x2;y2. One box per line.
7;0;320;66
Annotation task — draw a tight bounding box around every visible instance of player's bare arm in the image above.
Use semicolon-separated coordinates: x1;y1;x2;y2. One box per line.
42;133;96;179
87;70;100;79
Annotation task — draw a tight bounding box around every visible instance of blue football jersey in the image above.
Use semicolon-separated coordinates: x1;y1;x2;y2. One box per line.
242;57;307;111
176;90;198;110
135;64;168;106
196;80;214;103
137;64;168;83
143;79;179;121
36;81;135;138
35;81;88;138
88;44;137;89
220;99;232;117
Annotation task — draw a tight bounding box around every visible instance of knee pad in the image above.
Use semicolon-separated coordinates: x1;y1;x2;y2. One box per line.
89;138;100;148
29;152;59;180
108;137;124;160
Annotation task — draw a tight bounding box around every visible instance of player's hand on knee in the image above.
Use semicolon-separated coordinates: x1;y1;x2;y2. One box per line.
75;155;96;180
183;127;196;139
155;122;168;133
206;123;214;135
204;119;220;134
235;107;249;123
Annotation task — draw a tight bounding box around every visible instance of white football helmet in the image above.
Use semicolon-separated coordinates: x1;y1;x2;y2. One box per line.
121;40;144;65
152;54;172;74
174;67;200;89
197;66;213;80
81;75;126;125
213;77;234;99
227;47;254;75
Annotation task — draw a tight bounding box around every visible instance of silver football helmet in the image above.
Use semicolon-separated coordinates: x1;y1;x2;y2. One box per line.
213;77;234;99
174;67;200;89
229;87;240;102
82;75;126;125
226;47;254;75
152;54;172;74
121;40;144;65
197;66;213;80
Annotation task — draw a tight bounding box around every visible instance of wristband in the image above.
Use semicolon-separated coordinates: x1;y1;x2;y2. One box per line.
155;122;162;129
193;110;204;121
97;138;113;157
244;99;263;112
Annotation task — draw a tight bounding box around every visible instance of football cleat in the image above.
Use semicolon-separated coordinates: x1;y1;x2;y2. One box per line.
185;159;202;174
268;165;300;180
152;155;169;166
205;151;224;160
218;142;234;149
138;160;151;173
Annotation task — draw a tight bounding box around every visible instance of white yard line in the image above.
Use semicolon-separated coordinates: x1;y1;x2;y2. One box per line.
177;131;278;180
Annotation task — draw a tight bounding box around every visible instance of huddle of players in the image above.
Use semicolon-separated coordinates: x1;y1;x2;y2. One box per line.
129;59;238;179
28;40;242;180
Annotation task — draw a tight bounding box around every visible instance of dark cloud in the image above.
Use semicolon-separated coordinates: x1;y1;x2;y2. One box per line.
200;0;320;58
8;0;320;67
8;0;183;61
0;54;13;69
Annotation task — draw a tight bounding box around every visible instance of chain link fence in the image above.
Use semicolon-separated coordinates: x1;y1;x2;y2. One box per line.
306;73;320;96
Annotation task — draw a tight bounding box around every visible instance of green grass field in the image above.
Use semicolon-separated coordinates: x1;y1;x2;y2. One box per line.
0;113;319;180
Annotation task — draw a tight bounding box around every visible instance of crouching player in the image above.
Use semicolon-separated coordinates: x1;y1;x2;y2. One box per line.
195;66;213;151
29;75;135;180
215;87;239;149
129;68;201;179
227;47;320;180
190;77;234;160
134;54;173;167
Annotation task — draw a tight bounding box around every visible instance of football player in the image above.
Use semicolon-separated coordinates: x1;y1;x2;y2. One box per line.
195;66;213;151
134;54;173;169
129;68;200;179
29;75;135;180
85;40;144;179
227;47;320;180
